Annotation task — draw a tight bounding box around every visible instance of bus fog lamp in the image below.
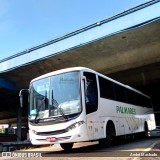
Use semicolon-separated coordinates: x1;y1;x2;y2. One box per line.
31;130;37;135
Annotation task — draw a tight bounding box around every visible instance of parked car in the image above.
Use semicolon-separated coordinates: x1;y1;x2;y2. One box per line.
150;126;160;137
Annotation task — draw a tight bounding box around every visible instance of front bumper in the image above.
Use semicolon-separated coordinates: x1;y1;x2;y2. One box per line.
29;124;88;145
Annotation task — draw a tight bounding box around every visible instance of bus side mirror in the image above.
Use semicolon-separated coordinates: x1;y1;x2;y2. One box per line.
19;89;29;108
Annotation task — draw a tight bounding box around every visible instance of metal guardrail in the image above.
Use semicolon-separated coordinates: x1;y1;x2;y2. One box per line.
0;141;32;152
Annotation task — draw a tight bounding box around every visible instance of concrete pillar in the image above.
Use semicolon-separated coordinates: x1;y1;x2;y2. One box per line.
0;144;3;152
17;106;22;141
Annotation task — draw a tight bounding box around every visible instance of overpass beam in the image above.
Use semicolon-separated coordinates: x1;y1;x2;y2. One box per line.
0;78;16;91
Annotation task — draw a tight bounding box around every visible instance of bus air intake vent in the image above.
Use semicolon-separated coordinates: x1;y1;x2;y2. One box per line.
36;129;67;136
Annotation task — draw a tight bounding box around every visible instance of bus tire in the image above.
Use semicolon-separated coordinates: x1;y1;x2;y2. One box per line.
144;122;149;137
99;121;115;147
60;143;73;151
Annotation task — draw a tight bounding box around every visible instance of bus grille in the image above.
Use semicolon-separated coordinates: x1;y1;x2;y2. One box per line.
36;129;67;136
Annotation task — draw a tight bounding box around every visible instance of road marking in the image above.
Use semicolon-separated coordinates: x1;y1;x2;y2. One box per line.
143;140;158;152
131;140;160;160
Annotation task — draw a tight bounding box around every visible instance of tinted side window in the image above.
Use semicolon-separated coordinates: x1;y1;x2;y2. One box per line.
84;72;98;114
114;84;126;103
98;76;115;100
125;91;150;108
146;98;152;108
135;93;143;107
126;89;136;105
137;95;152;108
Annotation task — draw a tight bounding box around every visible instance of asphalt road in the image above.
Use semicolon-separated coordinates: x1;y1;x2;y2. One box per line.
1;137;160;160
43;137;160;157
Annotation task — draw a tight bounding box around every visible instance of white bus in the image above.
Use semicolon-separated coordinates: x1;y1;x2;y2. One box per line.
20;67;156;150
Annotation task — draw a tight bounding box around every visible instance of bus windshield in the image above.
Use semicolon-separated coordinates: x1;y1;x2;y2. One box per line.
29;71;81;123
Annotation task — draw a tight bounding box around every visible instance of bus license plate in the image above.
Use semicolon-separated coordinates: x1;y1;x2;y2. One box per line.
46;137;56;142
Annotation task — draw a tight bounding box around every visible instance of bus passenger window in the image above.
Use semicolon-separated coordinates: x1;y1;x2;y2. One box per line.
98;76;115;100
83;72;98;114
114;84;126;103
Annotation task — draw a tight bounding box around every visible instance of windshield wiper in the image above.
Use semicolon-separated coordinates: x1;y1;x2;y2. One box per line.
34;105;40;124
34;92;47;124
52;90;68;120
31;95;39;124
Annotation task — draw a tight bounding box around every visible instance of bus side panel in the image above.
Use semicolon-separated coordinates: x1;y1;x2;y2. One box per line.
98;98;119;137
98;98;156;136
145;113;156;131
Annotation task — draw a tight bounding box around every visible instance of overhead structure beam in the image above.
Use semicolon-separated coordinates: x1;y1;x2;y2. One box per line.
0;78;16;91
0;0;159;73
0;116;27;126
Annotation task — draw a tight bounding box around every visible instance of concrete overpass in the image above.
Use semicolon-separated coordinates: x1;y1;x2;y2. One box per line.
0;0;160;126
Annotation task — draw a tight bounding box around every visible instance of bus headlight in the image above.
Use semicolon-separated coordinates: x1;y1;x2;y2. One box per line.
66;121;84;131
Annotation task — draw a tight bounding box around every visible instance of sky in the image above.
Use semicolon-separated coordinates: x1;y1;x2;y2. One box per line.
0;0;150;60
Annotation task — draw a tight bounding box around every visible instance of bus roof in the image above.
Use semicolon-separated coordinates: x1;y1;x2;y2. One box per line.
31;67;150;98
31;67;86;82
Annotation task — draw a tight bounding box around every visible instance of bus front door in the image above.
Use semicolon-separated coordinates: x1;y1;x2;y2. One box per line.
83;72;99;140
87;118;94;140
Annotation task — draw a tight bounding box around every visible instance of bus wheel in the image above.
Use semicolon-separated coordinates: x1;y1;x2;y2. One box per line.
60;143;73;151
144;122;149;137
99;123;115;147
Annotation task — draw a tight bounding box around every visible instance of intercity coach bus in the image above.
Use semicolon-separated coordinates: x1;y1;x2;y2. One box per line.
19;67;156;150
